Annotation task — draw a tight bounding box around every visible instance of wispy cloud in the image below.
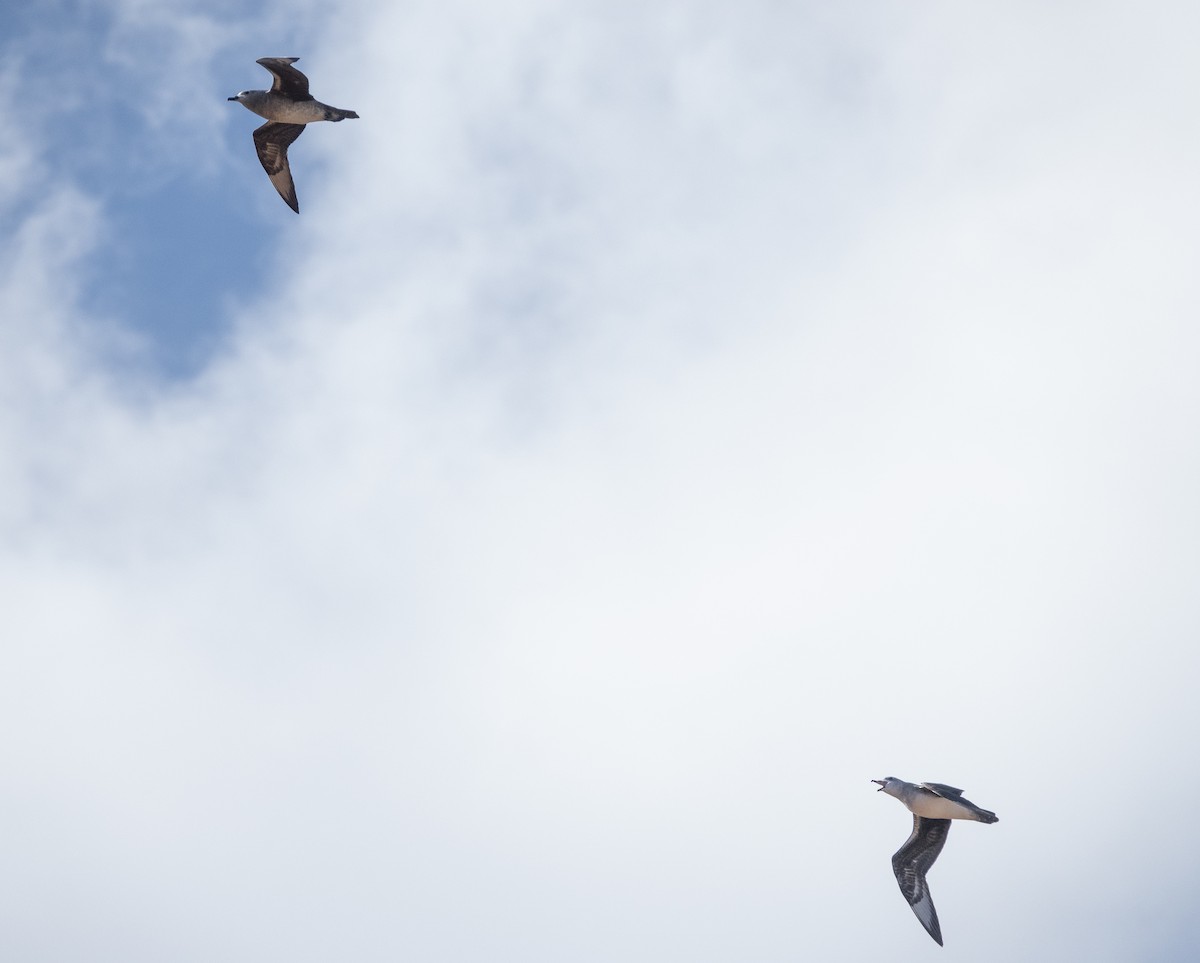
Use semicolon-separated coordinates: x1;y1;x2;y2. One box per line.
2;2;1200;960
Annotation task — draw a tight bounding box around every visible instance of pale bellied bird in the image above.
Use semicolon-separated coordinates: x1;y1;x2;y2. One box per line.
229;57;359;213
872;777;998;946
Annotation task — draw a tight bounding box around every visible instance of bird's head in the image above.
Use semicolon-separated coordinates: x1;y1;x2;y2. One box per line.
871;777;900;796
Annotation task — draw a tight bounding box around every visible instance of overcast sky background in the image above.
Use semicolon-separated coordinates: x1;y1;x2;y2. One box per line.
2;1;1199;960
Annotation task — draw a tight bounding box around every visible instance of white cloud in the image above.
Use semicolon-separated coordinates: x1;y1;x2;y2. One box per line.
3;2;1200;960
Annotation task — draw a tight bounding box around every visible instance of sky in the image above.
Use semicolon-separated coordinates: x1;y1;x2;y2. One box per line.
2;1;1200;959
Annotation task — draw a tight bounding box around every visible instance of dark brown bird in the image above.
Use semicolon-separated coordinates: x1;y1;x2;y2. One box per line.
229;57;359;213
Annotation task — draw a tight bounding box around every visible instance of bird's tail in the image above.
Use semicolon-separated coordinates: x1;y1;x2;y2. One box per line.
325;107;360;122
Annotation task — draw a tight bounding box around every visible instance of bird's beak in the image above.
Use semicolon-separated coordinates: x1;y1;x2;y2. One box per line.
871;779;885;791
227;96;238;101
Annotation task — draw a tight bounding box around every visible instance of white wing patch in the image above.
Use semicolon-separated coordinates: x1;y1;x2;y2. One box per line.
910;890;935;930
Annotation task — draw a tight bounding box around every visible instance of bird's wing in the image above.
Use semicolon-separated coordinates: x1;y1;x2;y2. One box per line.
252;122;305;213
256;57;313;100
920;782;965;798
891;815;950;946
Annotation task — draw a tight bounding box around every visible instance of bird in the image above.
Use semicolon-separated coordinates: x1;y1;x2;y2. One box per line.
871;777;998;946
228;57;359;213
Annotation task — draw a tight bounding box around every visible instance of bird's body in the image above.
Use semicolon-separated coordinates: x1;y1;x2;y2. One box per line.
228;58;359;213
232;90;349;125
872;777;997;946
879;779;999;823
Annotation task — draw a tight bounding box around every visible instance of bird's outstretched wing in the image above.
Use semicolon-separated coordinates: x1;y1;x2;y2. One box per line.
891;815;951;946
920;782;965;798
256;57;313;101
252;122;305;213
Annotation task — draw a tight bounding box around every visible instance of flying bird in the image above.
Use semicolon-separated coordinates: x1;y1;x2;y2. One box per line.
228;57;359;213
871;777;998;946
